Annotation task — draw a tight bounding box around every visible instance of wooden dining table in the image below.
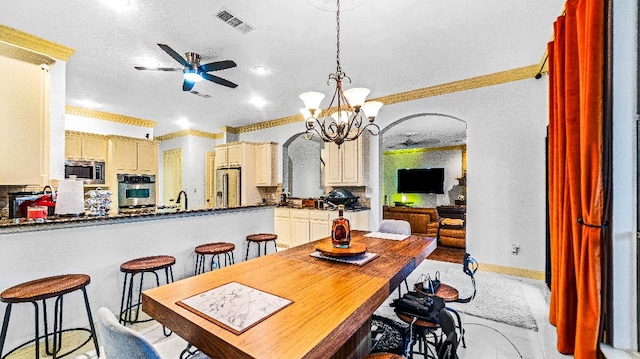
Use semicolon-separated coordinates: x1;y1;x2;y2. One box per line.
142;230;436;359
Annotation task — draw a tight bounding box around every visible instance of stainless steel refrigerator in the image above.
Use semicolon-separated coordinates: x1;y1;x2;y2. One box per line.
216;167;241;208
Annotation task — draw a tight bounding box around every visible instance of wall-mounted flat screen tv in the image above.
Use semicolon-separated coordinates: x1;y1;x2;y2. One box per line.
397;168;445;194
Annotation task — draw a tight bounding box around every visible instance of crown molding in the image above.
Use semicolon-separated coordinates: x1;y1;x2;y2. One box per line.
0;41;56;67
374;64;539;106
0;24;74;61
383;144;466;156
240;65;540;133
65;106;157;128
221;126;241;134
156;129;222;141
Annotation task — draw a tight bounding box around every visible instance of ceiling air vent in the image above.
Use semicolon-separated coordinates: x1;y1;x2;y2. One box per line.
216;7;255;34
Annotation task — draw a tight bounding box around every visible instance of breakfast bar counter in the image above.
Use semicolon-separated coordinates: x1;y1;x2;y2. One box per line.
142;231;436;359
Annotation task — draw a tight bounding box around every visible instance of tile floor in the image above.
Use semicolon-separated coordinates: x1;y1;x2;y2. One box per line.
7;258;572;359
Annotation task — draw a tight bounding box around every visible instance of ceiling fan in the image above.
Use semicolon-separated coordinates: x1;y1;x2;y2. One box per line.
390;133;438;149
135;43;238;91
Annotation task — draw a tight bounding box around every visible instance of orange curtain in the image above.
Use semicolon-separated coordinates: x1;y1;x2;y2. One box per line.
547;0;604;358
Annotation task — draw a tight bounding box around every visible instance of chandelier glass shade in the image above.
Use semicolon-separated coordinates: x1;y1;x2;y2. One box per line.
299;0;382;147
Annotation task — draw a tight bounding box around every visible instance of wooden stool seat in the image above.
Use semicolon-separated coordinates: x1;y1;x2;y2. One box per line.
0;274;99;359
364;353;404;359
246;233;277;242
120;255;176;273
245;233;278;260
119;255;175;329
194;242;236;274
195;242;235;255
414;282;460;302
395;312;440;329
364;353;406;359
1;274;90;303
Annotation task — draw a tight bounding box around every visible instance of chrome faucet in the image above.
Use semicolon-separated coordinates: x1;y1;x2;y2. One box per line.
176;190;188;211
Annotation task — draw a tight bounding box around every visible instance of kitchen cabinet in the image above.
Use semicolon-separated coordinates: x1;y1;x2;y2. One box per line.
65;131;107;161
273;208;370;248
309;210;331;241
254;142;278;187
109;136;158;174
214;143;243;168
213;142;261;206
323;134;368;186
274;208;291;247
0;51;50;185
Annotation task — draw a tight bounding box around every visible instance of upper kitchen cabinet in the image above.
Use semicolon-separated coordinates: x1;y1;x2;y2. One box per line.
0;44;55;186
109;136;158;174
254;142;278;187
323;134;368;186
214;143;243;168
65;131;107;161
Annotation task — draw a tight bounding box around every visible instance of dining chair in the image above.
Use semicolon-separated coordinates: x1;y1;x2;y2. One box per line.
97;307;163;359
378;219;412;297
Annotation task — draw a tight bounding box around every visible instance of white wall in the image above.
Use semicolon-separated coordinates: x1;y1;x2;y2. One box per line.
158;136;217;209
49;61;66;180
0;207;274;349
241;77;549;272
611;0;638;350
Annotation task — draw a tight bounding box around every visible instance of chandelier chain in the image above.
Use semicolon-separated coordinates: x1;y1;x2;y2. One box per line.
335;0;341;74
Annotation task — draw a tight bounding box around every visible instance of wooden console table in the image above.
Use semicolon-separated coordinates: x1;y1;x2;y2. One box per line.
142;230;436;359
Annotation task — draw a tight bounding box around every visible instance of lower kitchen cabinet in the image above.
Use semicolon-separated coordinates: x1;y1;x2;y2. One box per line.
274;208;370;248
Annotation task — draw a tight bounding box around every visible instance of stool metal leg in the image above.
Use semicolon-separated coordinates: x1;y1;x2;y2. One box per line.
0;303;12;359
81;287;100;358
33;301;40;359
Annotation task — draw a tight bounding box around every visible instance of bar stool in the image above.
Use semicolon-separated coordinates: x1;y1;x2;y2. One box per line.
194;242;235;275
0;274;100;359
119;255;175;328
245;233;277;260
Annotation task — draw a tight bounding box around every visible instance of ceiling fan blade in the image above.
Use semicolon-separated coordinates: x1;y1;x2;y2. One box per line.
202;73;238;89
134;66;182;71
183;80;196;91
200;60;237;73
157;43;190;67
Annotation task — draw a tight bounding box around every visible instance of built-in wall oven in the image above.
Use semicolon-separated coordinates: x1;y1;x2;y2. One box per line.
118;174;156;210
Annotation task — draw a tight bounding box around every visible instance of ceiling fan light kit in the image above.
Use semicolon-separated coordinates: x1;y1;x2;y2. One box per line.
135;43;238;92
300;0;382;148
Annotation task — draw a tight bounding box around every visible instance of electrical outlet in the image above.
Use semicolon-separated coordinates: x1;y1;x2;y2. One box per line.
510;243;520;255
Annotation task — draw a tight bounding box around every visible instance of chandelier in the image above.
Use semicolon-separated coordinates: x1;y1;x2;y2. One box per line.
299;0;383;148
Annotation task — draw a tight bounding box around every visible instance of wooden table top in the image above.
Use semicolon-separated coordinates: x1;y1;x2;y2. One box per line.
142;231;436;359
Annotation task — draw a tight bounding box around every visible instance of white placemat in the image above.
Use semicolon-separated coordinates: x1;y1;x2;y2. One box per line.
364;231;410;241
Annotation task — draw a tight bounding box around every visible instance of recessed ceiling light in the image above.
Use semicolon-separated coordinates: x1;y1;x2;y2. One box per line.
252;65;269;75
76;99;101;108
140;57;161;68
175;118;192;129
249;96;268;108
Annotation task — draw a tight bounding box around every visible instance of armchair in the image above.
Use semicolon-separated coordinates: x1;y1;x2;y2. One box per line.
436;205;466;249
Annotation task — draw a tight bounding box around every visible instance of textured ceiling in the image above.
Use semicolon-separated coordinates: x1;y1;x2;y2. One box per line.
0;0;563;148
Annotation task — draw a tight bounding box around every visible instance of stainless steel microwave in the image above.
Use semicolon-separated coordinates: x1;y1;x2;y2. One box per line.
64;160;105;185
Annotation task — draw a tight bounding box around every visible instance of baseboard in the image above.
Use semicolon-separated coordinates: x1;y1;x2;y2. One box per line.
479;262;546;281
601;343;640;358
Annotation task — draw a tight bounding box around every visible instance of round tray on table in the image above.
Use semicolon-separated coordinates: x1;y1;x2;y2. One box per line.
314;241;367;257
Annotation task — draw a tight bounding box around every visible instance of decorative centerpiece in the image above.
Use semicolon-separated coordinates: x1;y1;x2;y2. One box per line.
331;204;351;248
85;188;112;216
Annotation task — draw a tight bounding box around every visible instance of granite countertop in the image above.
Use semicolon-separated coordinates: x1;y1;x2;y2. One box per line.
276;205;370;212
0;204;276;233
